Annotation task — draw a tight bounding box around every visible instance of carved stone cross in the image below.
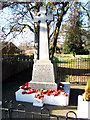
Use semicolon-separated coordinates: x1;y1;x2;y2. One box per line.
30;6;57;90
34;6;53;61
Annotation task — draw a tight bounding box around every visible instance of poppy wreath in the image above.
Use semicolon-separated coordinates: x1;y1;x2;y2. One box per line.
46;89;65;96
21;82;68;97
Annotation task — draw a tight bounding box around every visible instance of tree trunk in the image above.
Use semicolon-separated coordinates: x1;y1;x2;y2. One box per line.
34;2;43;62
49;2;70;59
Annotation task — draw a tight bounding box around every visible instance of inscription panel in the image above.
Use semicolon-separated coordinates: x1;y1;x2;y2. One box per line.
32;64;55;82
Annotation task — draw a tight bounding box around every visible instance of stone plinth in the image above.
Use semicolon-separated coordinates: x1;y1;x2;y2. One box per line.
29;81;57;90
60;82;70;96
29;60;57;90
15;89;69;106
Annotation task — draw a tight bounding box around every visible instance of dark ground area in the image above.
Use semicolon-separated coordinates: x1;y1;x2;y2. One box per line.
2;68;32;103
2;68;85;118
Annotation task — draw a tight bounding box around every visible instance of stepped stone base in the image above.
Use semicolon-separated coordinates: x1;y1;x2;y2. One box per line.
29;81;57;90
29;60;57;90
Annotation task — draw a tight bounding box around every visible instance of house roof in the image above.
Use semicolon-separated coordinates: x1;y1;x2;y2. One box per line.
2;41;20;54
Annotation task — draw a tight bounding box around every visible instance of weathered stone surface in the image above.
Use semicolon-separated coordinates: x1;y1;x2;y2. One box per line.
32;60;55;82
29;81;57;90
29;60;57;90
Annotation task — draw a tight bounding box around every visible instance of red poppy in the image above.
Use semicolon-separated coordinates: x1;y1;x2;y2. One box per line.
65;93;68;97
35;89;38;93
34;94;44;99
40;91;44;94
33;89;38;93
22;91;26;94
53;91;58;96
61;90;64;92
38;96;41;99
58;90;61;94
28;88;31;91
21;85;25;89
24;86;29;90
40;94;44;98
46;92;50;96
25;82;29;86
62;92;68;97
35;94;38;98
26;91;33;94
48;90;55;93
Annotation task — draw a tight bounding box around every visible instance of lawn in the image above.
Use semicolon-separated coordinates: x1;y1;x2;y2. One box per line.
53;54;90;69
53;54;90;61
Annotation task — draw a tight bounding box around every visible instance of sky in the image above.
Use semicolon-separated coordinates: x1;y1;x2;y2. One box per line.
0;6;34;46
0;0;89;47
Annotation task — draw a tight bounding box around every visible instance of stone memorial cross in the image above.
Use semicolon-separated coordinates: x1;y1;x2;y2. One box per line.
34;6;53;61
29;6;57;90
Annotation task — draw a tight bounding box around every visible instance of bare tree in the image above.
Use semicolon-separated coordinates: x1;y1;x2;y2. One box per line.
0;1;89;59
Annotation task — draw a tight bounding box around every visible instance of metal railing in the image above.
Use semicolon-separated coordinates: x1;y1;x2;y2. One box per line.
53;58;90;84
0;100;88;120
2;56;90;83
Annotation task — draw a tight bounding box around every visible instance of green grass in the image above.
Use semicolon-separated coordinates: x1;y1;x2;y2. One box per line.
52;54;90;69
75;55;90;58
53;54;90;62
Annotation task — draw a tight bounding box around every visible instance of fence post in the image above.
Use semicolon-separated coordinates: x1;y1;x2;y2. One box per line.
57;116;59;120
32;113;34;119
60;58;61;82
17;104;26;118
69;59;70;82
5;100;14;119
66;59;68;80
71;59;72;82
78;58;79;83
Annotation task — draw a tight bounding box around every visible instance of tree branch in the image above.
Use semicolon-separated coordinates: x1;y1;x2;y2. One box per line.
26;4;35;19
84;1;89;7
49;31;55;39
78;2;90;19
1;2;14;9
18;23;34;32
1;2;32;9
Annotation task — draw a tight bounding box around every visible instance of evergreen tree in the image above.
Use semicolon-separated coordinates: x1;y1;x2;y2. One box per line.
63;2;86;55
